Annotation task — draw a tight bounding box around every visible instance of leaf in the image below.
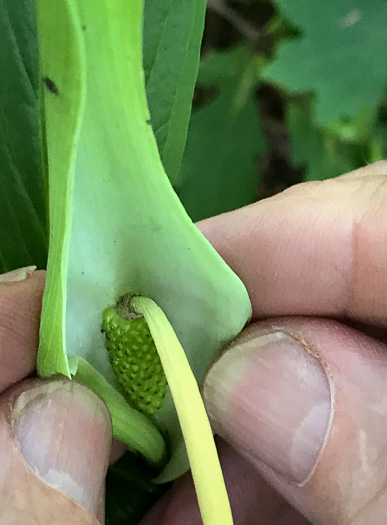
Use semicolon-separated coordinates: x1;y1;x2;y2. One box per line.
143;0;206;182
176;47;266;221
370;118;387;162
0;0;47;273
287;100;357;181
265;0;387;124
37;0;251;483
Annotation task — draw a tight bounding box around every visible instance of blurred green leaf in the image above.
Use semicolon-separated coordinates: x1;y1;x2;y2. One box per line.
144;0;206;182
176;48;266;221
287;100;358;181
0;0;47;273
371;115;387;161
265;0;387;124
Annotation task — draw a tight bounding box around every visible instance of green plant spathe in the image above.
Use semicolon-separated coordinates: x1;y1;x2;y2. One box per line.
36;0;251;484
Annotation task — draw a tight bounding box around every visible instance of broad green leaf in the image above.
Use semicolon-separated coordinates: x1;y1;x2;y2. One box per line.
265;0;387;124
0;0;47;273
37;0;251;483
176;48;266;221
143;0;206;182
288;100;357;181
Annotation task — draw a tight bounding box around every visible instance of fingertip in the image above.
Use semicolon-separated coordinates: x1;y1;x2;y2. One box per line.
203;327;332;486
6;379;111;515
199;169;387;326
0;269;46;392
203;318;387;524
0;266;37;283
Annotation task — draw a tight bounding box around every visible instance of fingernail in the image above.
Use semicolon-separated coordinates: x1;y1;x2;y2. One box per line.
11;380;112;514
0;266;37;283
203;331;333;485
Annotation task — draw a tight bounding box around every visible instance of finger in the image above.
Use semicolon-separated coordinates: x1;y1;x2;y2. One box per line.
0;265;37;283
0;268;45;392
0;269;126;467
203;317;387;524
338;159;387;179
109;439;127;464
198;162;387;326
0;378;112;525
139;439;309;525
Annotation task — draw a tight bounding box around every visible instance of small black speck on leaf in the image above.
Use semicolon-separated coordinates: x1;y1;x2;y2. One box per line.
44;76;59;95
101;328;105;334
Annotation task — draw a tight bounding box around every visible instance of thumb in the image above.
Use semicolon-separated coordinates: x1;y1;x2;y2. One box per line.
0;378;112;525
203;318;387;524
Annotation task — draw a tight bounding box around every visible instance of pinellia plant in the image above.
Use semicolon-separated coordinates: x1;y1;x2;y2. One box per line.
3;0;387;521
34;0;251;523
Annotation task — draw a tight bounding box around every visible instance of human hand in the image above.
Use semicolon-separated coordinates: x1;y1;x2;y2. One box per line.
3;161;387;525
140;161;387;524
0;268;112;524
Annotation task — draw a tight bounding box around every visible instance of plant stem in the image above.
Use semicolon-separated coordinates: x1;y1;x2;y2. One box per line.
71;357;167;468
207;0;261;43
132;296;234;525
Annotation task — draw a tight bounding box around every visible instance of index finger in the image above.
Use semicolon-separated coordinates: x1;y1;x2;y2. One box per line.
198;163;387;327
0;269;45;392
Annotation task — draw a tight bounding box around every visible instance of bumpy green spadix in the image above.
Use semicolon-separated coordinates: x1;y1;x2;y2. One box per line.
103;296;167;416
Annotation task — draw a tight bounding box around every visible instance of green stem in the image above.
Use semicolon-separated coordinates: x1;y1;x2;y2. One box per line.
132;296;234;525
70;357;167;469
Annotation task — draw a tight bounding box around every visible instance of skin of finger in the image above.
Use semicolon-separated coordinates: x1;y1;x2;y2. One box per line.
338;159;387;179
197;164;387;326
0;270;127;470
97;486;105;524
139;439;310;525
0;379;101;525
0;270;45;393
109;439;127;464
233;318;387;525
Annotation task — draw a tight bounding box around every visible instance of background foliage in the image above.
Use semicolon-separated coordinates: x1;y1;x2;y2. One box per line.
1;0;386;523
177;0;387;222
0;0;47;270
